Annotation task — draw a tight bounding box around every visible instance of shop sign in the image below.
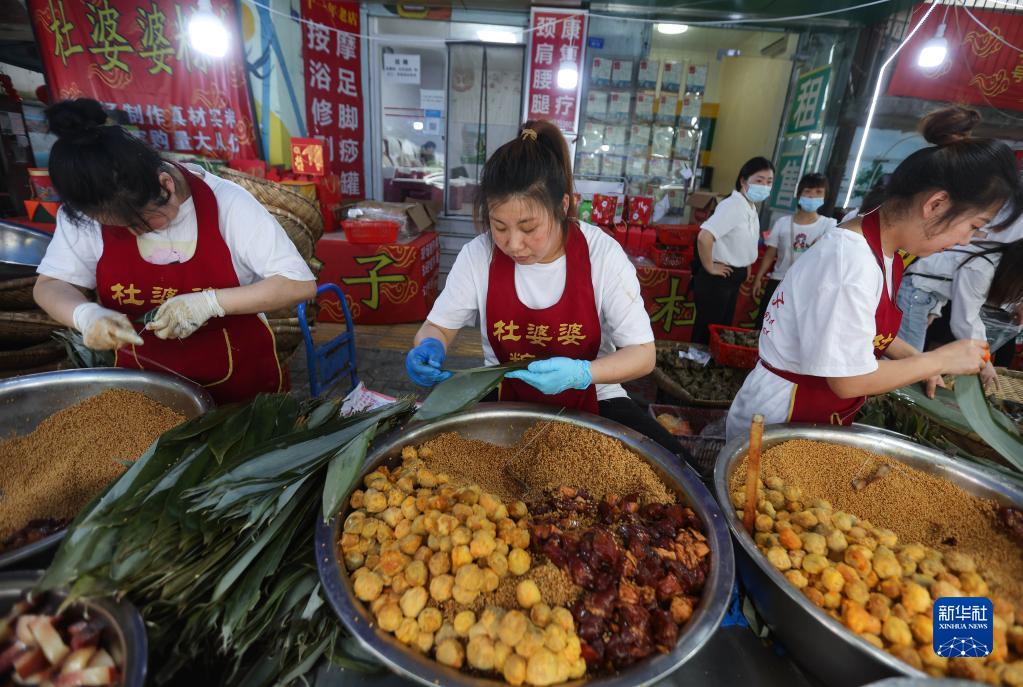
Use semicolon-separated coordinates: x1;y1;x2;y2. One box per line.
769;148;805;213
785;65;831;135
29;0;257;159
524;8;587;135
383;54;421;85
302;0;364;198
889;4;1023;111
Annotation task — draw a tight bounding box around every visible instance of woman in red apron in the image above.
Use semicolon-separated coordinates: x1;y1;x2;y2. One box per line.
726;113;1021;440
33;99;316;404
406;121;683;454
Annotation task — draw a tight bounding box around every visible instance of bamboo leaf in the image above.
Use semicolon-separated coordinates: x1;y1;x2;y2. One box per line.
954;374;1023;472
414;361;529;422
323;423;377;521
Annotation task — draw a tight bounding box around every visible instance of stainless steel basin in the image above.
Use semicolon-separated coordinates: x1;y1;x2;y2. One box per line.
316;403;735;687
0;222;51;280
0;368;213;568
712;424;1023;687
0;570;146;686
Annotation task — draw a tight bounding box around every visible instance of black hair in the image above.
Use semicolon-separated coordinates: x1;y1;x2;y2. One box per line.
796;172;828;197
962;238;1023;307
919;106;980;146
46;98;171;228
884;112;1023;237
422;141;436;150
474;120;575;233
734;156;775;192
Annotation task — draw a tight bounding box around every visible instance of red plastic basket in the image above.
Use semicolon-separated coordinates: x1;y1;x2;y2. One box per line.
342;220;400;244
650;244;693;269
655;224;700;247
709;324;759;369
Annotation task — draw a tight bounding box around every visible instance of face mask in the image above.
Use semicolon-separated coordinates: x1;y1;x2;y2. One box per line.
745;183;772;203
798;197;825;213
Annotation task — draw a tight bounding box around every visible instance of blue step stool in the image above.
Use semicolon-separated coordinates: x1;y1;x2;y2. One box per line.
298;283;359;398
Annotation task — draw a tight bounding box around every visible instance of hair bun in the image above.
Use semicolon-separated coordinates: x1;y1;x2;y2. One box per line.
46;98;108;143
919;106;981;146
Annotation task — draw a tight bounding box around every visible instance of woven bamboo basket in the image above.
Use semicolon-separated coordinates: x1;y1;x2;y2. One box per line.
267;207;315;262
0;276;38;310
0;339;66;371
993;367;1023;405
0;310;63;346
218;167;324;240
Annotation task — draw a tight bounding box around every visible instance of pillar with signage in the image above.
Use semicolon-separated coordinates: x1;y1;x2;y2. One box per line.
524;9;588;138
769;65;832;214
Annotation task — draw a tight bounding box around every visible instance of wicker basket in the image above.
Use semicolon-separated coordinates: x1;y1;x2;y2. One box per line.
0;310;63;346
267;207;316;261
0;276;38;310
218;167;324;240
0;339;66;371
653;342;736;409
993;368;1023;405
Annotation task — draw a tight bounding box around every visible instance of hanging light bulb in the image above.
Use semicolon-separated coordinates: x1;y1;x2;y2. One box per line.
189;0;230;58
917;23;948;68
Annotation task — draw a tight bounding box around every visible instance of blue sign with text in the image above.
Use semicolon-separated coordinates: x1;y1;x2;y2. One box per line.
933;597;993;658
588;36;604;49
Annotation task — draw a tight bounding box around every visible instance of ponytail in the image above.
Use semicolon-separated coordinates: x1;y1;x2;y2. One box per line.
474;120;575;233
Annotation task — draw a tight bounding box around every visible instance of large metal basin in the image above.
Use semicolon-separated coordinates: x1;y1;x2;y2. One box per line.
0;222;51;280
0;570;146;686
712;424;1023;687
0;368;213;569
316;403;735;687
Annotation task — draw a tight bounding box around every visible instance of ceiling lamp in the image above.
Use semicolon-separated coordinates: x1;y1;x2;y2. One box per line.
656;23;689;35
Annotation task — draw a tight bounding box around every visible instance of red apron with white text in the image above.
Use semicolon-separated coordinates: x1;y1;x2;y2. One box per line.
761;210;903;425
95;163;286;404
485;223;602;414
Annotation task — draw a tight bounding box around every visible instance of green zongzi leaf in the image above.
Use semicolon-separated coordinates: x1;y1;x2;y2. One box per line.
413;360;529;422
323;422;377;521
954;374;1023;472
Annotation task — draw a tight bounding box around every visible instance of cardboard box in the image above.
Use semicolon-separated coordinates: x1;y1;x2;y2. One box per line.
688;192;719;224
315;231;440;325
348;200;437;236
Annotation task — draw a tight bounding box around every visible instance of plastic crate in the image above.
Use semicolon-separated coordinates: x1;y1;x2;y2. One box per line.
655;224;700;247
709;324;759;369
650;244;693;269
649;404;727;478
342;220;400;244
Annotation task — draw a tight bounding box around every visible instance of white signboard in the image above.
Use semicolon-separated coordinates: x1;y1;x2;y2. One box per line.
383;54;421;85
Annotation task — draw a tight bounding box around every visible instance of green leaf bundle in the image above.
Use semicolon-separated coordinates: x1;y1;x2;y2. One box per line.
954;374;1023;473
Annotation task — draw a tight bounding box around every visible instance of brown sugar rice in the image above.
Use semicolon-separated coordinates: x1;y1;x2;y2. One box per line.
730;439;1023;605
0;389;185;542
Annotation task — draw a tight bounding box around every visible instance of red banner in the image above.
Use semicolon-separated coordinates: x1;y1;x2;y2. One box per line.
29;0;257;159
301;0;364;200
525;8;587;134
888;4;1023;111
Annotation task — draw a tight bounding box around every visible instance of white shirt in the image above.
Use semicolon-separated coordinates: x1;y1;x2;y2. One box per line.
700;190;760;267
726;229;890;440
427;221;654;401
764;214;838;280
37;166;315;290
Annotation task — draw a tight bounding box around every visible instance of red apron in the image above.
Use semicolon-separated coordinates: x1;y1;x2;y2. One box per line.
761;210;903;425
95;163;286;404
485;223;602;414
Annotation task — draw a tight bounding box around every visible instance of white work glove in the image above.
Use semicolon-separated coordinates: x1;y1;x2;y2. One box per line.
72;302;144;350
147;290;225;340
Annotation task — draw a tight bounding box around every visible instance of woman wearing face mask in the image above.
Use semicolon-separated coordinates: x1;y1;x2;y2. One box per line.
692;157;775;344
33;99;317;403
752;173;837;324
724;117;1022;441
405;121;685;454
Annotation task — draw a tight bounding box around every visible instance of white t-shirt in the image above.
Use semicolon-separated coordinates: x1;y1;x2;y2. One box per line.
427;221;654;401
764;214;838;280
700;190;760;267
726;229;890;440
907;246;1006;342
37;166;315;290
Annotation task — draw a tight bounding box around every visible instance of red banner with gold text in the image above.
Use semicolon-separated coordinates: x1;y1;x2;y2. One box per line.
29;0;258;159
301;0;364;199
888;3;1023;111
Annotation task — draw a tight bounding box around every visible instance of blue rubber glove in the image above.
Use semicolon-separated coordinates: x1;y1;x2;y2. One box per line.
406;338;453;387
504;357;592;395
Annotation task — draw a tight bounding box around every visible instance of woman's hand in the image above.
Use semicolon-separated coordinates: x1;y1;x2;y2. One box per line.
73;303;143;350
753;275;766;298
924;374;945;400
929;339;989;377
980;361;999;389
505;357;592;395
405;337;453;387
147;290;225;340
705;262;734;278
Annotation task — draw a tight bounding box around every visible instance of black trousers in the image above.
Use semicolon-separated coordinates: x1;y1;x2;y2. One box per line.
758;278;781;328
691;265;749;344
480;391;692;463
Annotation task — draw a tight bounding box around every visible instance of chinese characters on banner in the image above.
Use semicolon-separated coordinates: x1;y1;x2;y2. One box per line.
525;9;587;134
889;4;1023;110
29;0;257;159
301;0;364;199
785;66;831;135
